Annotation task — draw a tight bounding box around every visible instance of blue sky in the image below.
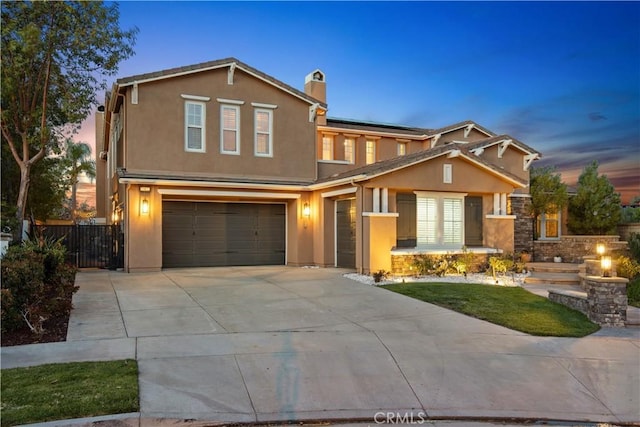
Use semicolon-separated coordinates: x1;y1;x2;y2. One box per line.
81;1;640;203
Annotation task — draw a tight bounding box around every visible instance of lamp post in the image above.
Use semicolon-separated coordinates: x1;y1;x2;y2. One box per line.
601;256;612;278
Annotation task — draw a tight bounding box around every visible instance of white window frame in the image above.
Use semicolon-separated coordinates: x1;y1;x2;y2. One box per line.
344;138;355;164
397;142;407;156
537;210;561;240
184;101;206;153
322;135;334;161
254;108;273;157
220;104;240;155
415;191;467;248
366;140;376;164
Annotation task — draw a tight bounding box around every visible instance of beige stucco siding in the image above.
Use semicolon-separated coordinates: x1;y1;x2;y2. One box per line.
123;68;316;182
480;144;530;182
365;156;518;194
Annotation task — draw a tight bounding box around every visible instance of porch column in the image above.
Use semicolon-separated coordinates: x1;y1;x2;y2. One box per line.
362;212;398;274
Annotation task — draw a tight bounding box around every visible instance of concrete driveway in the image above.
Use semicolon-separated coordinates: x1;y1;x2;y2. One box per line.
3;266;639;424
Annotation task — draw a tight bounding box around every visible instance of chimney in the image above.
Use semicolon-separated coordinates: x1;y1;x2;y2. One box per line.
305;69;326;125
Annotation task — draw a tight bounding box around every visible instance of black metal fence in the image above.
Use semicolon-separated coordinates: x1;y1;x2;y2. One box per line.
34;224;124;269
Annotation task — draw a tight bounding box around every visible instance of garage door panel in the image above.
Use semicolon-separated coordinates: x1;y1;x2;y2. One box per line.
162;202;285;268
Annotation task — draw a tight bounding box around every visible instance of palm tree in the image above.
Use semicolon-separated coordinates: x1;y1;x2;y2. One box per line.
63;140;96;222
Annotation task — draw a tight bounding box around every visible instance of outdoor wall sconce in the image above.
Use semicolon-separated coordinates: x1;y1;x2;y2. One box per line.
140;186;151;215
601;256;612;277
596;243;606;258
302;202;311;218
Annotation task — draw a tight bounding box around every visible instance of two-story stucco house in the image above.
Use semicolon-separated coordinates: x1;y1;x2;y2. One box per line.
96;58;540;273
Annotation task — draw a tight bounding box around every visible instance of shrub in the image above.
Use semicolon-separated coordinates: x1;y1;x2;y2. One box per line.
487;256;514;279
628;233;640;262
372;270;390;283
412;254;450;277
451;246;478;276
1;236;78;336
616;256;640;280
628;276;640;308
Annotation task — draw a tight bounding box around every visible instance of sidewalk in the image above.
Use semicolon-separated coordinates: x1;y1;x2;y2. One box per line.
3;267;639;426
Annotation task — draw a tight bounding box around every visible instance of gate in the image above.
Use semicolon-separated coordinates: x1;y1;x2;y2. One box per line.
34;224;124;269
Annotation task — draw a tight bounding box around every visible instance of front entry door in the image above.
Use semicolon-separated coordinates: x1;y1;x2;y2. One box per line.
336;199;356;268
465;196;483;246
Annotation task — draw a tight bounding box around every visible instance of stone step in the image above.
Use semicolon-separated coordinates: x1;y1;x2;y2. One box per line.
526;262;581;274
524;272;581;286
626;307;640;328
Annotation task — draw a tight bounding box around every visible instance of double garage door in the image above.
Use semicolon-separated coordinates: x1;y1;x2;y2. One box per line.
162;201;285;268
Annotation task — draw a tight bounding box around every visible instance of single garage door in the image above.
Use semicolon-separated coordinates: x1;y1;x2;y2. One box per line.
162;201;285;268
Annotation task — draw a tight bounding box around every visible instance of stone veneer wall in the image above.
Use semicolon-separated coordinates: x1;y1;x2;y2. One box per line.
548;291;589;316
618;223;640;241
510;195;534;255
533;235;628;263
583;276;628;327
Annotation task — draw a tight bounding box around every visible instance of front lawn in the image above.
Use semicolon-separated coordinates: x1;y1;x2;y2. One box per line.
382;282;600;337
1;360;139;427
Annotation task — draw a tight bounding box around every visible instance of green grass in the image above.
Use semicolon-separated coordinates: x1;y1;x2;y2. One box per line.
382;282;600;337
629;276;640;308
1;360;139;427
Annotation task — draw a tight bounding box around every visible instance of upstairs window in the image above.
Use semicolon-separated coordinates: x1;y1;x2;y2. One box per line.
322;135;334;160
254;109;273;157
397;142;407;156
221;105;240;155
366;140;376;164
185;101;205;152
344;138;355;164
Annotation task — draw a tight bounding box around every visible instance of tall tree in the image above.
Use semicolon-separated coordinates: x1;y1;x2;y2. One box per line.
1;137;67;228
568;161;621;235
528;166;569;239
62;140;96;222
1;1;136;237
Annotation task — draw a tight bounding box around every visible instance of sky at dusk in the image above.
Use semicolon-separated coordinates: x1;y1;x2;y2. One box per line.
77;1;640;204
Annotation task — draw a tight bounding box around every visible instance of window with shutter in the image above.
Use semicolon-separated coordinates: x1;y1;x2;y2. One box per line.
185;101;205;152
443;198;463;244
417;197;437;245
221;105;240;154
415;192;466;248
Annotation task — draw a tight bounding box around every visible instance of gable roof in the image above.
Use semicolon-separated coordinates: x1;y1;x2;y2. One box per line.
466;134;541;156
324;117;428;137
321;118;496;141
116;57;327;108
428;120;495;139
311;143;528;189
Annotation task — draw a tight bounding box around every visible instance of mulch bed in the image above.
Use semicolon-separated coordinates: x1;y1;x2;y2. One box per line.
1;305;71;347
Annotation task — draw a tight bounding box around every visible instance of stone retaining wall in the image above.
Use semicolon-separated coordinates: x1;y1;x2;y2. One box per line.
533;235;627;263
548;291;588;316
618;223;640;241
